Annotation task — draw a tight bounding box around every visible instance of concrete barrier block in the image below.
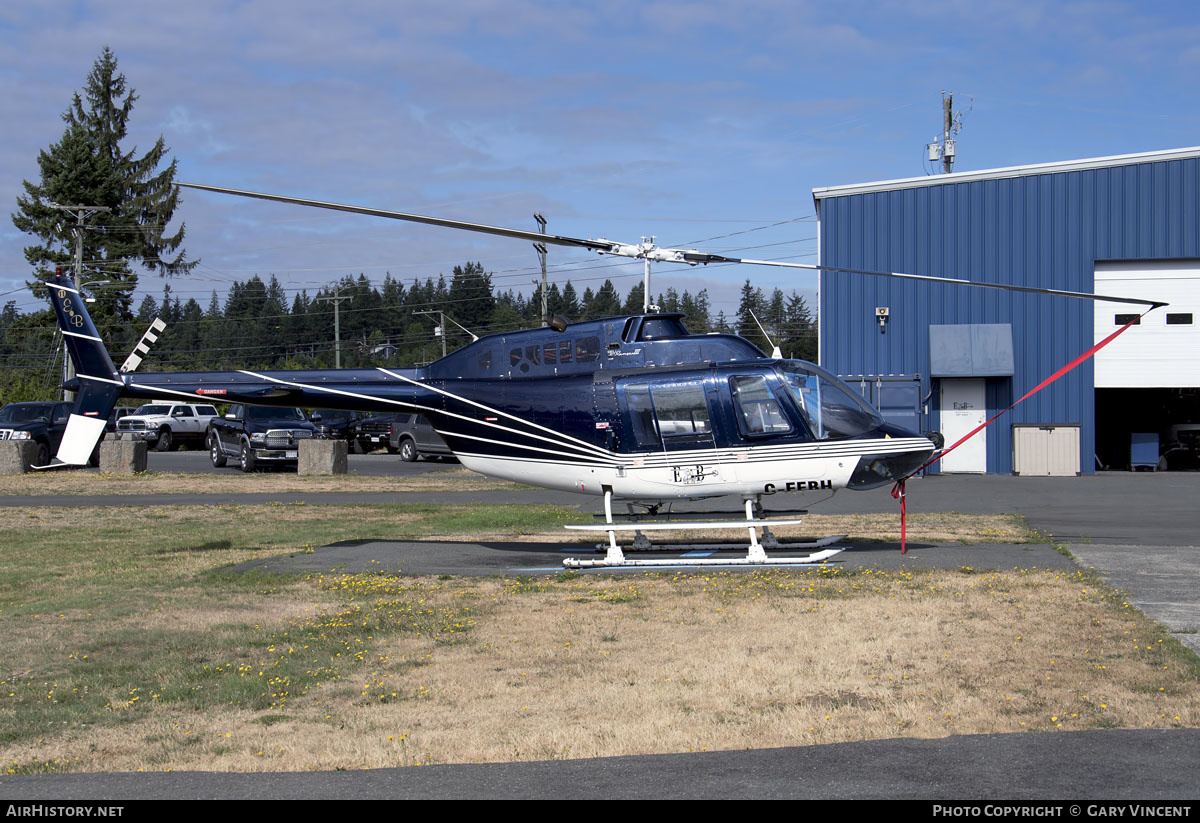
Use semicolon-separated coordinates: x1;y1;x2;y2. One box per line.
0;441;38;474
100;438;147;474
299;439;347;475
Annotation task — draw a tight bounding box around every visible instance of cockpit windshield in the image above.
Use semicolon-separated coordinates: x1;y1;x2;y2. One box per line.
779;362;883;440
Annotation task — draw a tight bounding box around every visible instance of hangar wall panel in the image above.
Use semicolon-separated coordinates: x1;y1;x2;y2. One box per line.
816;151;1200;474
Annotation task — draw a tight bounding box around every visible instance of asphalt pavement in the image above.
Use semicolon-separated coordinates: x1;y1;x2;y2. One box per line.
3;729;1197;799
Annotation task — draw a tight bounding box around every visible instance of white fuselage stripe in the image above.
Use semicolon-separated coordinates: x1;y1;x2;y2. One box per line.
239;369;617;461
437;430;618;464
78;374;125;386
377;368;615;459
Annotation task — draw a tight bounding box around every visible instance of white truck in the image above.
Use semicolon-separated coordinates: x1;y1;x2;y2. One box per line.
114;403;220;451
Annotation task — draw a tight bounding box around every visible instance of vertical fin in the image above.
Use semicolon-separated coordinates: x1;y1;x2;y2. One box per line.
47;275;121;380
46;275;125;465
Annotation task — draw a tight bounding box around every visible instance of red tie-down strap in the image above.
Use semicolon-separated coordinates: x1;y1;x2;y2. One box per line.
890;308;1154;554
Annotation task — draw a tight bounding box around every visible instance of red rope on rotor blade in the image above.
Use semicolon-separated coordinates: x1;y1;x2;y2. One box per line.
889;307;1154;554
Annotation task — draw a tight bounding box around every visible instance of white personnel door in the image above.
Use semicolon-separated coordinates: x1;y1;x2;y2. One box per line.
940;378;987;473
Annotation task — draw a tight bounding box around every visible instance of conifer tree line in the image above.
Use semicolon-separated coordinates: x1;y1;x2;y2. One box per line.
0;269;817;402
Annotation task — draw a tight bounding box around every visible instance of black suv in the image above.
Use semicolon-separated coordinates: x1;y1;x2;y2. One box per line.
309;409;364;449
0;401;73;466
207;405;320;472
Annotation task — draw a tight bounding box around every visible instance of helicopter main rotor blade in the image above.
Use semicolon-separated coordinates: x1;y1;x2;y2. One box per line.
179;182;1165;310
674;252;1167;309
177;182;622;255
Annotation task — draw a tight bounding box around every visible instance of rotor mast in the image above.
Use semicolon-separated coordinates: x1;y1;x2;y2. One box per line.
641;237;653;313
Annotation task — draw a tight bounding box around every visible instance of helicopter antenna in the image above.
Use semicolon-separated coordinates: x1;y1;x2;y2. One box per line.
443;313;479;342
748;309;783;359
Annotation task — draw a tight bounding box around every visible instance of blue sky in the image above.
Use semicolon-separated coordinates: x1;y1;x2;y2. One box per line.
3;0;1199;322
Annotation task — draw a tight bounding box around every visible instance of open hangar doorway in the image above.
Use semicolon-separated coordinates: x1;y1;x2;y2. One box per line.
1094;261;1200;470
1095;388;1200;469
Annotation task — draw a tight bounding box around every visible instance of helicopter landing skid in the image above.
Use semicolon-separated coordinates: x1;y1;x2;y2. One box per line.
561;489;846;569
617;532;846;553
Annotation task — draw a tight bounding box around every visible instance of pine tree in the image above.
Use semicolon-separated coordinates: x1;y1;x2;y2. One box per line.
447;262;493;335
782;290;818;361
681;288;711;333
560;282;580;318
135;293;159;326
623;282;645;314
587;280;622;317
735;280;770;352
545;282;563;318
11;47;195;322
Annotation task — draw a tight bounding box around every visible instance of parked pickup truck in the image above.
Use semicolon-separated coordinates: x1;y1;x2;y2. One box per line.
207;405;320;472
115;403;220;451
351;412;403;454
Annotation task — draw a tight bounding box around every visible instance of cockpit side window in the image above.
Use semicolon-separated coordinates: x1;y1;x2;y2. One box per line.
730;375;792;436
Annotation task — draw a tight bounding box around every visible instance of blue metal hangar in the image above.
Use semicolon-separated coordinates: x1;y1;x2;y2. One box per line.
813;146;1200;475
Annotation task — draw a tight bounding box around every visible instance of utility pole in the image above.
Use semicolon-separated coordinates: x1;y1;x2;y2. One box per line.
926;91;966;174
942;92;955;174
416;309;448;359
316;284;351;368
50;204;111;290
50;204;110;400
533;213;548;326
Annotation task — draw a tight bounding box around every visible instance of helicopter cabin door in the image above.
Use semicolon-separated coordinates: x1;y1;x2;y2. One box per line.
617;378;733;493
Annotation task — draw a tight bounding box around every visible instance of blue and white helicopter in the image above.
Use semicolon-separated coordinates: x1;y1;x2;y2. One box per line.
45;184;1164;568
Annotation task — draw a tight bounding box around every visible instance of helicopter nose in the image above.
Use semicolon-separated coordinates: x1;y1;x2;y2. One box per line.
846;443;936;490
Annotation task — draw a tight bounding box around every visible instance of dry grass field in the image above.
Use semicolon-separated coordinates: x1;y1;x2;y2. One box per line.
0;466;509;496
0;476;1196;774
